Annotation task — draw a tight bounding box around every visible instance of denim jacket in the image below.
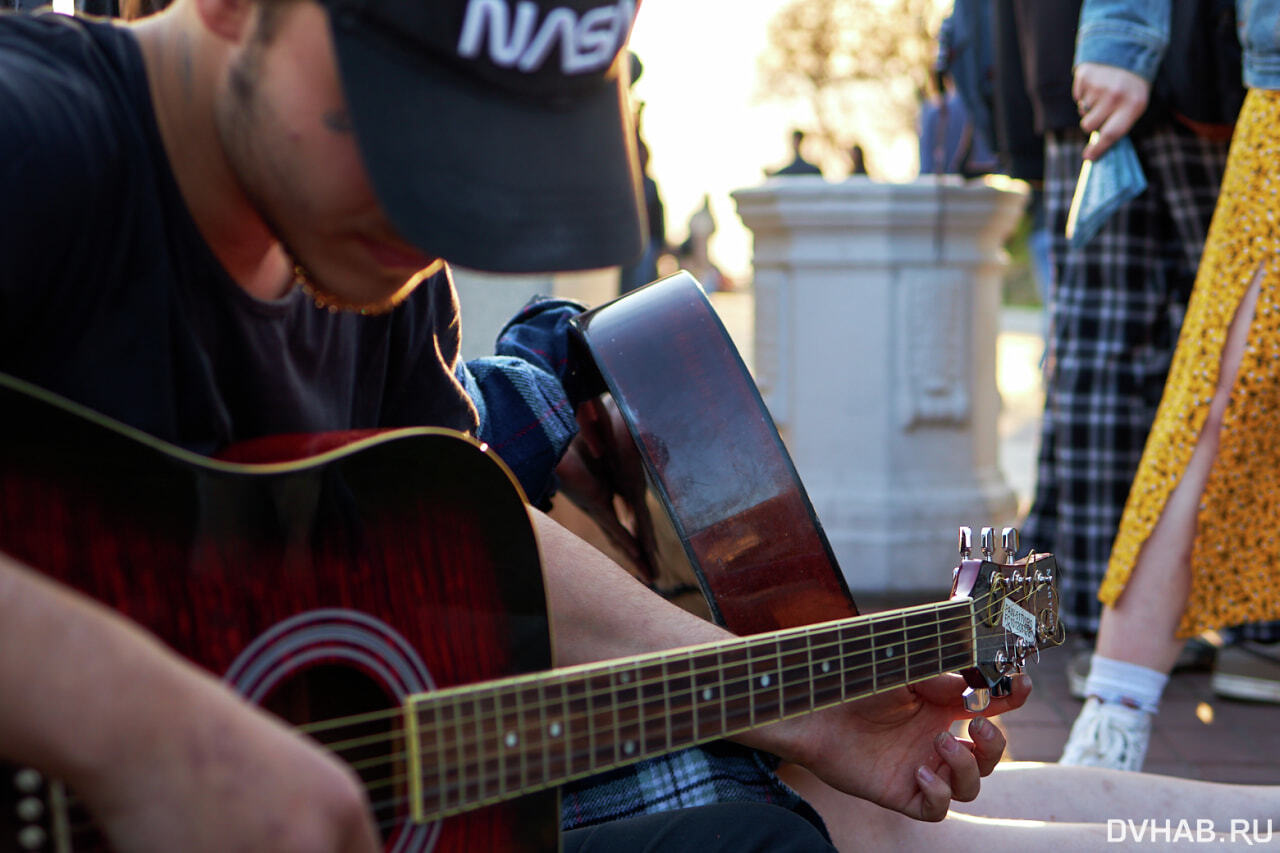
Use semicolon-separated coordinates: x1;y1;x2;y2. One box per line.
1076;0;1280;90
1237;0;1280;87
1074;0;1170;82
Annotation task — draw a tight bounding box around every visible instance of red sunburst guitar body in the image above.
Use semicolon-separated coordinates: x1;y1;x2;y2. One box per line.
0;373;556;852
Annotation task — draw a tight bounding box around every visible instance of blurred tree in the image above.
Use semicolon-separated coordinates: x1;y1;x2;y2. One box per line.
757;0;947;175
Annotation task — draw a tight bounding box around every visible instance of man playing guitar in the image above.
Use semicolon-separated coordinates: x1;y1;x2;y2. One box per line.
0;0;1024;848
1;0;1274;850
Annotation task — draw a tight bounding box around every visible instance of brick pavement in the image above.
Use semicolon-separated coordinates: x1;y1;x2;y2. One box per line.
997;637;1280;783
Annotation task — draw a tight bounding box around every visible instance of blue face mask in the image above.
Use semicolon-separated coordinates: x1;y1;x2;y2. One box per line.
1065;133;1148;248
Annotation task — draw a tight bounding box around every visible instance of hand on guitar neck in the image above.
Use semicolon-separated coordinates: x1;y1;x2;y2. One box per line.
532;510;1033;824
741;673;1031;821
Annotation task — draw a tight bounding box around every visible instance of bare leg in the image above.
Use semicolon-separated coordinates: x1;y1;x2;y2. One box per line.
782;763;1280;851
1096;269;1263;672
959;762;1280;823
784;764;1111;852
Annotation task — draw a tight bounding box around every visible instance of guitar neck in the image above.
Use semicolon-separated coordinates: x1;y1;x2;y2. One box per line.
404;598;976;822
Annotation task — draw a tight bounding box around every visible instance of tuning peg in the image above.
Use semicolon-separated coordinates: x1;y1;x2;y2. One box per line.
962;686;990;712
980;527;995;560
1015;637;1039;667
958;526;973;559
1002;527;1020;561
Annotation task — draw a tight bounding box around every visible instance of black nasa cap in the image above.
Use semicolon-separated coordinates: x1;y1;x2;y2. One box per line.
321;0;647;273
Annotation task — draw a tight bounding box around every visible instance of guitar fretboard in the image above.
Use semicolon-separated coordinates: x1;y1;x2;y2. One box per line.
403;599;975;822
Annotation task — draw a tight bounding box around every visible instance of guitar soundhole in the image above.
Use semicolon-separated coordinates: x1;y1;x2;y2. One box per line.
262;665;403;845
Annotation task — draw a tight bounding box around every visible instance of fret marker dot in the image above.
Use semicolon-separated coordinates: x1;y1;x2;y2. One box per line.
14;769;41;794
549;722;563;738
821;661;831;674
620;671;631;683
702;688;714;701
760;674;772;688
624;740;636;755
504;732;518;748
17;826;45;851
16;797;42;822
885;646;894;658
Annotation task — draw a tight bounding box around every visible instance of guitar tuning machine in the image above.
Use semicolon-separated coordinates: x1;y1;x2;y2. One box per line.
962;686;990;712
993;648;1016;676
980;527;995;560
965;674;1015;712
1002;527;1020;562
1039;612;1067;646
1015;637;1040;667
958;526;973;559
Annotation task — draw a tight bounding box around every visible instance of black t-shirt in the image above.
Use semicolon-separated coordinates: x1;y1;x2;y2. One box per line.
0;11;478;454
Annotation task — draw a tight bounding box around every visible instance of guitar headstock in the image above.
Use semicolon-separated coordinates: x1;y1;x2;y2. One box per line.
950;526;1063;711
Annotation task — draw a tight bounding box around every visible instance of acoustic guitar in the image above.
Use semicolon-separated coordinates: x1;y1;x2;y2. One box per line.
0;369;1060;852
567;270;858;635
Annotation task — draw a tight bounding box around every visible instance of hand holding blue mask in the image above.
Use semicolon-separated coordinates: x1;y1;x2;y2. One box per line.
1065;133;1147;247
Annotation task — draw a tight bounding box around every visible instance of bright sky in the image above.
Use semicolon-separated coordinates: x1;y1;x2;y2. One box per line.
628;0;921;284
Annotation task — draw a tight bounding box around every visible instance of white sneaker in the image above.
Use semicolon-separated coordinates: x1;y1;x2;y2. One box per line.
1059;697;1152;771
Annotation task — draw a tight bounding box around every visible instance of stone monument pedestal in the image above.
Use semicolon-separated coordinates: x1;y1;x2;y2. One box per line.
733;176;1027;596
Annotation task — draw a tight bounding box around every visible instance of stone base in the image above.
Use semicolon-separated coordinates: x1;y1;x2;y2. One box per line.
734;176;1028;595
808;473;1018;596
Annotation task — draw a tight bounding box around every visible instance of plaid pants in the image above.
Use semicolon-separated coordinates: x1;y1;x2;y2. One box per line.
1022;123;1227;636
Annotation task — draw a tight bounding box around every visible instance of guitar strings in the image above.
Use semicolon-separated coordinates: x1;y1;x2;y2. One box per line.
326;603;975;738
354;629;973;766
57;617;989;846
57;604;986;838
333;608;976;761
337;598;1016;804
353;592;1028;827
300;588;1030;742
302;605;979;785
257;589;1022;788
362;621;981;790
345;582;1047;804
58;579;1053;838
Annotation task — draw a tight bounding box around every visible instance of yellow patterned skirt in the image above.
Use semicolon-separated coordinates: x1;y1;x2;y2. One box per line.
1103;89;1280;636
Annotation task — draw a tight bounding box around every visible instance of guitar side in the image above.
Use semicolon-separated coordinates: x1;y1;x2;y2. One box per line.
570;272;857;635
0;373;557;852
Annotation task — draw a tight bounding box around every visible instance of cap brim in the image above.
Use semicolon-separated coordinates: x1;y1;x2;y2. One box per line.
329;15;646;274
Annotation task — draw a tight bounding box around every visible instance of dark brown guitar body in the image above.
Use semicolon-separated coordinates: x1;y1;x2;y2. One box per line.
570;271;858;634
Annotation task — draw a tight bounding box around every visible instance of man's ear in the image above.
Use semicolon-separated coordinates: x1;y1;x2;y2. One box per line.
192;0;256;42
